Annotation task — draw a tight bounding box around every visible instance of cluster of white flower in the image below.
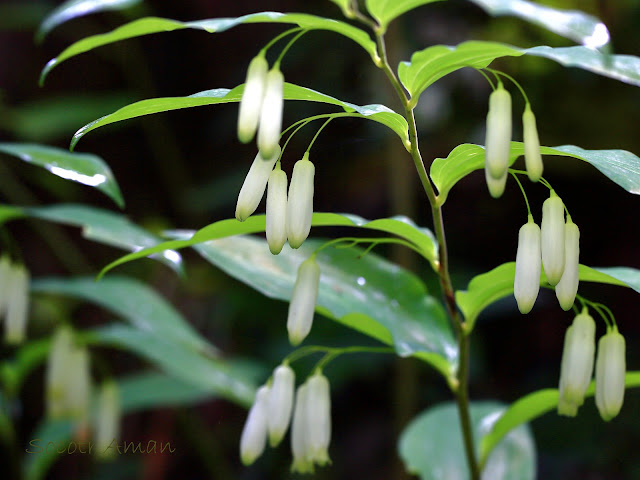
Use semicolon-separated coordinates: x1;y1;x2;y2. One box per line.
0;256;30;344
240;365;332;473
513;192;580;314
558;309;626;421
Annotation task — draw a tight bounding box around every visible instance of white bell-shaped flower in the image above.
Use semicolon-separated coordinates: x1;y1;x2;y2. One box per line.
287;256;321;346
46;326;75;419
305;372;331;466
235;145;280;222
595;328;626;421
4;263;30;344
266;167;288;255
557;310;595;416
514;216;541;314
240;385;271;465
257;67;284;160
555;218;580;311
485;165;507;199
541;192;566;286
291;383;314;474
66;346;91;424
237;55;268;144
286;155;315;249
268;364;295;447
484;84;512;180
94;381;120;459
523;104;543;182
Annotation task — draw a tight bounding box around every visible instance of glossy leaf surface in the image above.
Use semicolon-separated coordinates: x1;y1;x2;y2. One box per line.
0;143;123;207
365;0;444;30
455;262;640;329
41;13;377;83
479;372;640;467
70;83;409;149
37;0;142;41
400;401;536;480
190;235;457;378
430;143;640;205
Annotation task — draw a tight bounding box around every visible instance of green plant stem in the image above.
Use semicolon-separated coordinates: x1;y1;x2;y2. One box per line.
374;30;481;480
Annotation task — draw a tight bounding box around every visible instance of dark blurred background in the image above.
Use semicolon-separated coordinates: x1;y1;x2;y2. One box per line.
1;0;639;479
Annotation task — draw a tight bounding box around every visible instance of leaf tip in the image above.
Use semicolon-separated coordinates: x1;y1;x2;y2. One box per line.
39;58;57;87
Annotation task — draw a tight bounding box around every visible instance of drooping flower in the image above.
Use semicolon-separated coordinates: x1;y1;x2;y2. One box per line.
595;327;626;421
237;55;268;144
266;167;288;255
257;67;284;160
268;364;295;447
522;104;543;182
305;372;331;466
513;216;541;314
66;345;91;424
484;83;512;180
287;256;320;346
240;385;271;465
0;256;12;319
290;383;314;474
541;191;566;286
286;155;315;249
4;262;30;344
46;326;75;419
555;218;580;311
94;381;120;459
235;145;281;222
485;165;507;199
557;310;595;417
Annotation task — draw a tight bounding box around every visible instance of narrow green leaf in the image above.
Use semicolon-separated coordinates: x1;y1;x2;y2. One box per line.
0;143;123;208
87;324;256;407
70;83;409;149
455;262;639;329
468;0;611;52
1;204;183;274
188;235;457;379
365;0;444;31
31;276;214;355
479;372;640;467
430;143;640;205
99;212;437;279
400;401;536;480
41;13;377;84
37;0;142;41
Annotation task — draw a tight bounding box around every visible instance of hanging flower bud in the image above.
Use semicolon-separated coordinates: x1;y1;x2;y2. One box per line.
522;104;543;182
514;216;541;314
4;263;30;344
46;326;75;419
291;383;314;474
240;385;271;465
0;256;12;318
286;155;315;249
257;67;284;160
237;55;268;144
485;166;507;199
268;364;295;447
287;256;320;346
484;84;512;180
595;328;626;421
235;145;280;222
541;191;566;286
305;372;331;466
266;167;288;255
94;381;120;459
555;218;580;311
557;310;595;416
66;345;91;424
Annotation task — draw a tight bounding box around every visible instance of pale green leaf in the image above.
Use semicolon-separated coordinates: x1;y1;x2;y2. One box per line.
37;0;142;41
99;212;437;278
365;0;444;31
188;235;457;379
400;401;536;480
0;204;183;274
31;276;214;355
41;13;377;83
468;0;611;51
479;372;640;467
430;143;640;205
455;262;639;329
70;83;409;149
0;143;123;207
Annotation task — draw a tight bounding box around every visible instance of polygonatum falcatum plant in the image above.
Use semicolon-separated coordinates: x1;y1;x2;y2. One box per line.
2;0;640;479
